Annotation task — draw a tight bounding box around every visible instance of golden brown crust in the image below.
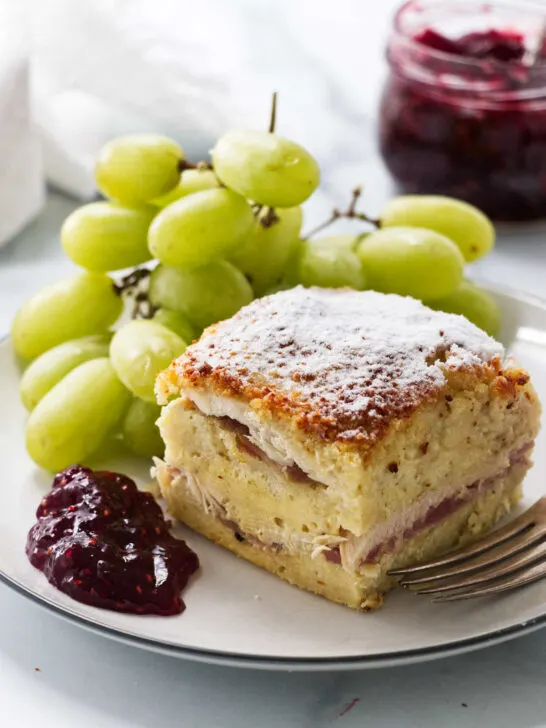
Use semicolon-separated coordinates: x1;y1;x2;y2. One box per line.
156;288;521;444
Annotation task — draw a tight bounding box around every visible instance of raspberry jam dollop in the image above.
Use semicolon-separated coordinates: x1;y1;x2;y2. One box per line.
379;1;546;222
26;465;199;615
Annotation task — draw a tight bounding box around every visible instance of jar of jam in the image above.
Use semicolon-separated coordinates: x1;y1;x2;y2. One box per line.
379;0;546;222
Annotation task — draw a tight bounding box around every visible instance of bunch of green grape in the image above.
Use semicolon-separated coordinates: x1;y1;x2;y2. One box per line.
12;123;499;473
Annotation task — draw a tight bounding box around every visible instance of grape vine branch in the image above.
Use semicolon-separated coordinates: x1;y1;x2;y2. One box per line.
304;187;380;239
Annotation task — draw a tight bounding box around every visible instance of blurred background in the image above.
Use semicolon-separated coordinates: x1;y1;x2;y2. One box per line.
0;0;397;333
14;0;395;211
0;0;544;332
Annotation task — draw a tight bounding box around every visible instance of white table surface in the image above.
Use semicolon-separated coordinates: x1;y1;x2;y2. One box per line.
3;1;546;722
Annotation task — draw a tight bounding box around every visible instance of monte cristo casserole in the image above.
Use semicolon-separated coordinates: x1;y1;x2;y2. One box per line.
154;287;540;610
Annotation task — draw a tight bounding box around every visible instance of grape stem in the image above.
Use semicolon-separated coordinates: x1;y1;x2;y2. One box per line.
131;292;158;320
252;203;280;228
261;207;280;228
303;187;381;239
179;157;223;189
114;267;151;296
268;91;278;134
177;159;213;173
251;92;281;229
114;267;157;320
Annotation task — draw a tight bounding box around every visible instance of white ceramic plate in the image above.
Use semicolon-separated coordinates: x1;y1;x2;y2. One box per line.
2;283;546;671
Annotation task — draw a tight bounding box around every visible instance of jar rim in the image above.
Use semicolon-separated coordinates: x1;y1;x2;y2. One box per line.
388;0;546;99
393;0;546;70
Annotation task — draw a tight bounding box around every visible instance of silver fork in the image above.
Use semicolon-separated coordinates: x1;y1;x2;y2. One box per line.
388;497;546;602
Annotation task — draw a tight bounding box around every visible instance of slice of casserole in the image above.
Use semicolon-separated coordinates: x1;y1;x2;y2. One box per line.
155;287;540;610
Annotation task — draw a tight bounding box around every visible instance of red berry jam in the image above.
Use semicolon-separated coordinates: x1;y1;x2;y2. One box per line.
26;465;199;615
416;28;528;63
379;1;546;222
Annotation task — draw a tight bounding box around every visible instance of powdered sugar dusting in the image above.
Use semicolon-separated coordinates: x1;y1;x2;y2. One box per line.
178;287;504;442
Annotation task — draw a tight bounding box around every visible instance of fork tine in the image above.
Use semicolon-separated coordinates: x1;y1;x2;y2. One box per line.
432;558;546;602
399;528;546;587
389;502;540;577
409;539;546;595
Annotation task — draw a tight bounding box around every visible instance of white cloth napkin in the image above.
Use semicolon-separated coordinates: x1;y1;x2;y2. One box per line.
0;0;247;248
0;4;43;247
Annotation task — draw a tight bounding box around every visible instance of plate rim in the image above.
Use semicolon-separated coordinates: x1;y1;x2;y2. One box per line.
3;279;546;671
1;565;545;671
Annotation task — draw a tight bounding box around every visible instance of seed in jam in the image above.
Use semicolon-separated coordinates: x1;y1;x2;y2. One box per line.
26;465;199;616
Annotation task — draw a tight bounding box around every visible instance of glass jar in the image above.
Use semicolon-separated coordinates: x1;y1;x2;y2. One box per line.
378;0;546;222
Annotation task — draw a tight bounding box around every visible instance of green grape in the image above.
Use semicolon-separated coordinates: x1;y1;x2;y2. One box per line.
380;196;495;263
122;398;164;458
427;280;501;337
153;309;195;344
357;227;464;301
281;238;305;286
297;234;366;290
230;207;302;295
12;272;122;361
152;168;219;208
212;129;320;207
26;358;130;472
148;188;254;268
95;134;183;205
263;282;292;296
61;202;156;271
149;261;253;331
110;319;187;402
20;334;111;411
